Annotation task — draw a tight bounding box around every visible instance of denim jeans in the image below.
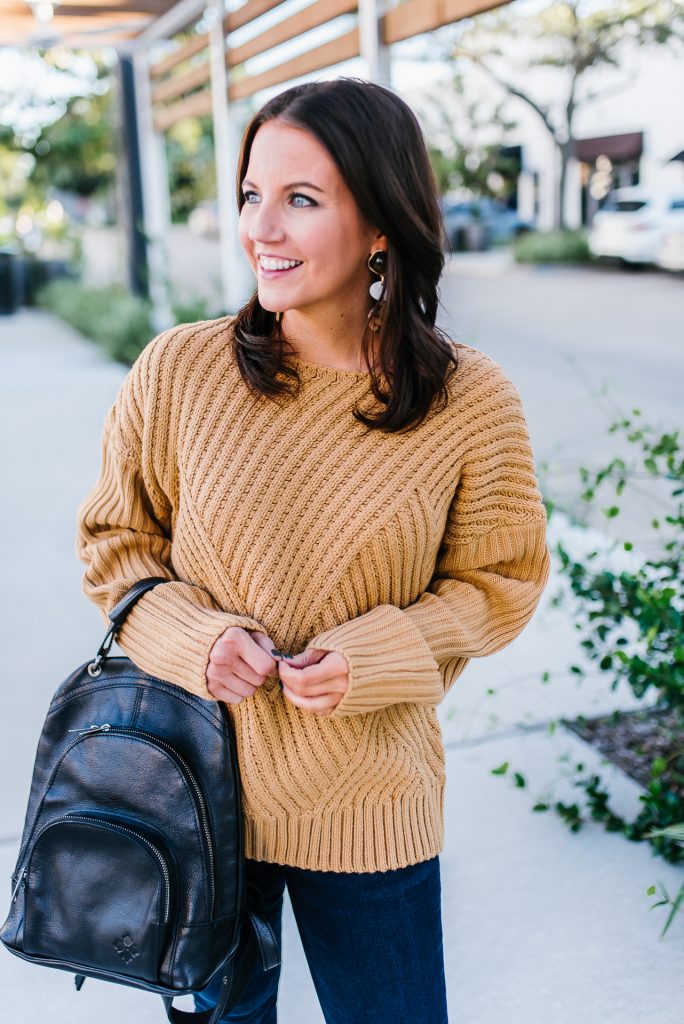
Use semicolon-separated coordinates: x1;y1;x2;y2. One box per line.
193;855;449;1024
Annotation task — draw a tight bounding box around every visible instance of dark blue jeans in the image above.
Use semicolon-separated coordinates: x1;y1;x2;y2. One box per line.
193;855;449;1024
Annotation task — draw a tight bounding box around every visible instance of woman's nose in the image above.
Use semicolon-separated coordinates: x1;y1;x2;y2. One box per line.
246;202;286;244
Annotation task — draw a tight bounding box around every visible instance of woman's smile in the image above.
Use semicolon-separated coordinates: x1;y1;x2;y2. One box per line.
257;253;304;277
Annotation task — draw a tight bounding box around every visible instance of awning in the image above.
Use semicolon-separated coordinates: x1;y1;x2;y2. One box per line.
573;132;644;164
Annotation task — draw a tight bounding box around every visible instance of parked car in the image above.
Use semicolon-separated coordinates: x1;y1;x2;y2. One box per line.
588;187;684;266
655;196;684;272
441;196;534;251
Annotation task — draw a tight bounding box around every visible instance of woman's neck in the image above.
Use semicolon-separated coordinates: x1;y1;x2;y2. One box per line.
280;303;377;372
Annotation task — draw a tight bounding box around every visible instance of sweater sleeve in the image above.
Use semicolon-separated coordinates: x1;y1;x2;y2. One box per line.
306;366;551;718
75;330;267;701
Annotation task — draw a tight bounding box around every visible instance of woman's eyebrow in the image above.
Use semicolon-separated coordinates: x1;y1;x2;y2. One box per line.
242;178;325;193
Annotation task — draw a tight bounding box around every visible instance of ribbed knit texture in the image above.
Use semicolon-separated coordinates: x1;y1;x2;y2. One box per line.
76;316;551;873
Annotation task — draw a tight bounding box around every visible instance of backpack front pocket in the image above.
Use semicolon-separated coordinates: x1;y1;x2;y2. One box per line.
23;815;172;984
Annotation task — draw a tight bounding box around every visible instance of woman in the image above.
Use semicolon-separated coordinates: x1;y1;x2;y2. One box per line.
76;78;551;1024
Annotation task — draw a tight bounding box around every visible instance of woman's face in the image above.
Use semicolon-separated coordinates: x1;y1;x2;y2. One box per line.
238;119;385;321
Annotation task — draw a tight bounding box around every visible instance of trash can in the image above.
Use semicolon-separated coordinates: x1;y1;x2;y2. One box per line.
0;247;19;315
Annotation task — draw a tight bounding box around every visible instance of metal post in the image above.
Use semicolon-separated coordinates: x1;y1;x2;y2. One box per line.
358;0;391;84
117;55;148;298
133;49;174;331
208;0;254;312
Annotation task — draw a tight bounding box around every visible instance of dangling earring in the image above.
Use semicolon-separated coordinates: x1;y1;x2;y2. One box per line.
367;249;386;333
275;311;282;324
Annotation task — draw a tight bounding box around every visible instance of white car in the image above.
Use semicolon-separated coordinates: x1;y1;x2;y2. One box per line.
655;196;684;272
588;187;684;266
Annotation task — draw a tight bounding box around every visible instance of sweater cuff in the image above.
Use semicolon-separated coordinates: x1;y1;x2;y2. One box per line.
112;581;266;701
307;604;443;717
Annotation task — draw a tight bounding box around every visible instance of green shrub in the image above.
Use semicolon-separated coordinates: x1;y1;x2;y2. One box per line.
512;229;592;264
495;411;684;877
36;280;154;364
37;280;231;364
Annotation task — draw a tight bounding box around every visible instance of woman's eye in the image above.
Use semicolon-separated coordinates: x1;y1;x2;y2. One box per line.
290;193;316;208
242;190;260;204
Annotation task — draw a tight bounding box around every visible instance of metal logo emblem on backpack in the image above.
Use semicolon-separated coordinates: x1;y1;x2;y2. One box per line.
0;577;280;1024
114;935;140;963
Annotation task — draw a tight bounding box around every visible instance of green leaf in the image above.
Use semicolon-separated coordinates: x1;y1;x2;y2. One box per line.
514;772;526;788
647;885;657;896
491;761;509;775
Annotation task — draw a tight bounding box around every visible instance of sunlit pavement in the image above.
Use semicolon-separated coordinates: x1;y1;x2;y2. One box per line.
1;309;682;1023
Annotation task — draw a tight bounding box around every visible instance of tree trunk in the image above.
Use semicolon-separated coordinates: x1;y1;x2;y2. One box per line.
558;139;574;230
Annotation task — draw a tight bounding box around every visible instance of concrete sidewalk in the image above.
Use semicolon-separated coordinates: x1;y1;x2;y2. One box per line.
1;310;682;1023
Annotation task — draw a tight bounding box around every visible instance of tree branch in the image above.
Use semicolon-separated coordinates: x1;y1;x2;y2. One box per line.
452;48;561;146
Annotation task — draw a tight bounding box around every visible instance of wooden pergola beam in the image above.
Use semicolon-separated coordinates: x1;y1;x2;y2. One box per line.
224;0;288;34
153;86;213;131
151;55;210;102
229;26;359;100
0;0;168;8
383;0;509;43
0;10;153;40
149;30;208;78
228;0;357;67
0;2;169;13
150;0;357;107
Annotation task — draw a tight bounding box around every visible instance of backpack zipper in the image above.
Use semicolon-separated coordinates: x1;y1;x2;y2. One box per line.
11;869;26;903
101;728;215;917
28;814;171;924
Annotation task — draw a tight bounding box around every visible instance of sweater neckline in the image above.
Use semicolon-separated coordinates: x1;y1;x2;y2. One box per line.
288;355;374;382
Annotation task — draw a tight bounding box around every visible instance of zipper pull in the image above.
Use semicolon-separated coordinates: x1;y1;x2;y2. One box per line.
11;869;26;903
67;724;112;735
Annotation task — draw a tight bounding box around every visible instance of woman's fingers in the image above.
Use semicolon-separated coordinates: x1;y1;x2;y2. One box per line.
278;650;350;713
206;666;257;697
207;677;257;704
207;627;278;702
280;685;338;715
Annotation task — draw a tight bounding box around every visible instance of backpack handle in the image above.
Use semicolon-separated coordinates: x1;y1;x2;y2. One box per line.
87;577;170;677
108;576;170;626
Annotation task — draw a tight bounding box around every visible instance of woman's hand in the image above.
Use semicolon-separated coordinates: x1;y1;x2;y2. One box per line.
206;627;278;704
277;648;350;716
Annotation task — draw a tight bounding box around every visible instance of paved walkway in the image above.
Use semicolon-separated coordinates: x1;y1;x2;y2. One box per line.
1;309;682;1023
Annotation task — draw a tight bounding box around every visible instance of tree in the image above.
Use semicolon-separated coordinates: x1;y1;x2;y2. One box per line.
29;84;116;199
442;0;684;228
415;70;520;198
0;50;116;207
165;115;216;222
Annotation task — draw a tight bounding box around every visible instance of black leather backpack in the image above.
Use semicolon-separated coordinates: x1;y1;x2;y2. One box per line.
0;577;280;1023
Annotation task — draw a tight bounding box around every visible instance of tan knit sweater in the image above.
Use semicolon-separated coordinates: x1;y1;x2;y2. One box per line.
76;316;551;873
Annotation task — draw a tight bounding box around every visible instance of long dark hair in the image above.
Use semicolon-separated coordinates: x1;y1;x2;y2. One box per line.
231;77;458;433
